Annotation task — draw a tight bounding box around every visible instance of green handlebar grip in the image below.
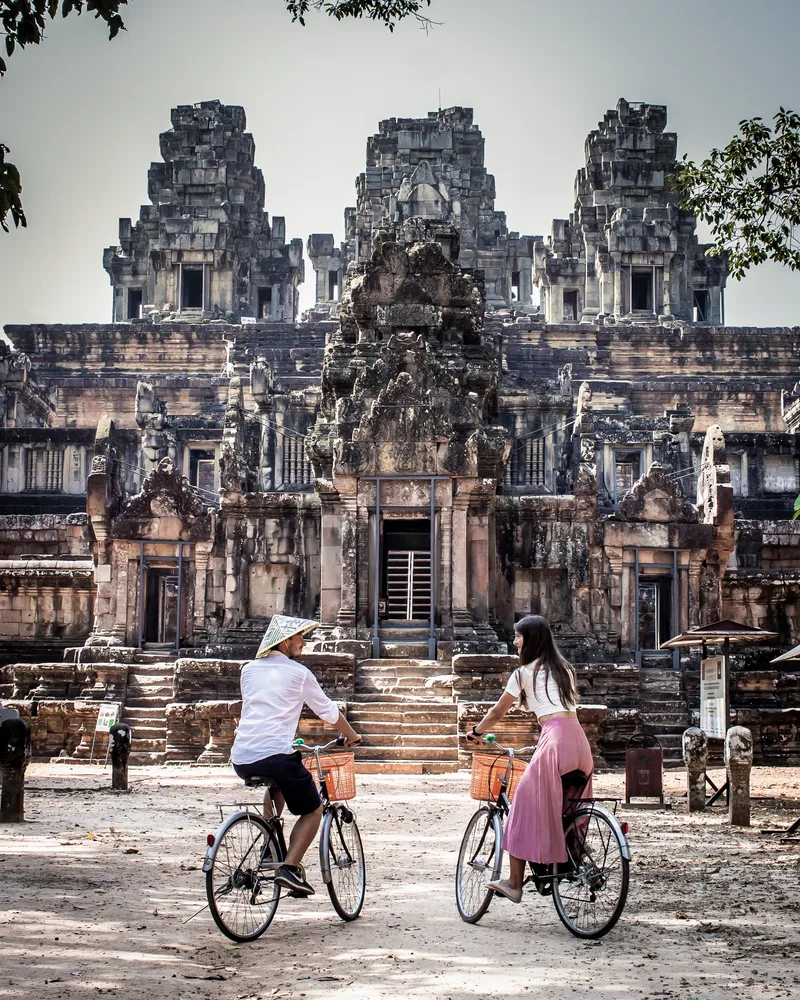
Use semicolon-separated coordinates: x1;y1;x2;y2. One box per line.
485;733;496;743
293;738;305;747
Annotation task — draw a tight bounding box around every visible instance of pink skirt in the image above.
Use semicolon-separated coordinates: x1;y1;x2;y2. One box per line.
502;717;594;865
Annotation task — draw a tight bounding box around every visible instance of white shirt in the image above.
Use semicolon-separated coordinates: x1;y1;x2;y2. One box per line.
231;650;340;764
504;660;574;718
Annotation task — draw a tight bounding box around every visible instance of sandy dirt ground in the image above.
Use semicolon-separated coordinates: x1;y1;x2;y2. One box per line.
1;764;799;1000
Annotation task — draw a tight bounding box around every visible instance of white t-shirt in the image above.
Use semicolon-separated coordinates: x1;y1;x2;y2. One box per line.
231;650;340;764
504;660;574;718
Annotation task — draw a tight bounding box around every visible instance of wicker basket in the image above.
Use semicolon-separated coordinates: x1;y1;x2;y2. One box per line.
304;752;357;801
469;753;527;802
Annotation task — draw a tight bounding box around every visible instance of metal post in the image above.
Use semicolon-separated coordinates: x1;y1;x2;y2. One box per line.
0;718;31;822
372;478;381;660
634;547;640;665
176;542;184;652
429;476;436;661
723;636;731;734
137;541;145;649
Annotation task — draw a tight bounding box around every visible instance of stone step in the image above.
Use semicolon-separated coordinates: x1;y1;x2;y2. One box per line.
129;751;166;765
125;696;172;708
353;745;459;761
359;659;439;668
353;720;458;736
128;663;176;676
379;642;432;658
124;723;167;739
355;677;447;693
354;760;461;775
119;705;166;720
129;737;167;752
347;704;457;720
358;661;444;674
377;628;432;639
358;733;457;749
127;681;173;693
128;672;173;684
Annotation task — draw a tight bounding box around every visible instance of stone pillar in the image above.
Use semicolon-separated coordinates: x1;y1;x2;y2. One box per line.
613;264;624;317
109;722;132;792
0;718;31;822
336;499;358;630
193;545;211;643
725;726;753;827
682;726;707;812
439;497;453;630
470;510;490;624
451;498;471;630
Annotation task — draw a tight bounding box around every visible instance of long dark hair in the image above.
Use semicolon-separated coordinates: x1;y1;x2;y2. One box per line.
513;615;577;710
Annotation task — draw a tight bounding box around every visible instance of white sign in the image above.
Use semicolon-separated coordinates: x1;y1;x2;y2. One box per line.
700;656;726;739
95;703;121;733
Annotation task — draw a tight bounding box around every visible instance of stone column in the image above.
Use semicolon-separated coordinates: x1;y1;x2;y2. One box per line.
439;493;453;630
470;510;490;625
682;726;707;812
193;544;212;644
451;494;471;630
336;498;358;631
613;263;624;317
725;726;753;827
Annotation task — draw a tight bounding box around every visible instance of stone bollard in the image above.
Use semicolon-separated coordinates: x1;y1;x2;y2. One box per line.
725;726;753;827
0;717;32;822
682;727;708;813
109;722;132;792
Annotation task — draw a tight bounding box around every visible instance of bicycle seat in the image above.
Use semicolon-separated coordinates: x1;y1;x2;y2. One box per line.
243;776;277;789
561;769;589;791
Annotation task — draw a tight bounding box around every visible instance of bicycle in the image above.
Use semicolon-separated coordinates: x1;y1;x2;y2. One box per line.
202;736;366;941
455;734;631;939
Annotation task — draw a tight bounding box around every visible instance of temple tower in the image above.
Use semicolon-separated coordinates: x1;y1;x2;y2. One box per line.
103;101;304;323
534;98;728;324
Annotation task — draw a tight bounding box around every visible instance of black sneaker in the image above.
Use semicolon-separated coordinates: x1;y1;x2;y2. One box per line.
275;864;315;896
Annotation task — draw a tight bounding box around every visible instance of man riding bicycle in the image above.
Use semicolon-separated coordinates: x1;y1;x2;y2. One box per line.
230;614;361;897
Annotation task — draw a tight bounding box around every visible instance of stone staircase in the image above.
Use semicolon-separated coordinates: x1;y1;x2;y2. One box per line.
349;658;460;773
638;663;690;764
122;660;175;764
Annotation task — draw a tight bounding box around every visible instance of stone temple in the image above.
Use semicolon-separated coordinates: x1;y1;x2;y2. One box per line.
1;98;799;767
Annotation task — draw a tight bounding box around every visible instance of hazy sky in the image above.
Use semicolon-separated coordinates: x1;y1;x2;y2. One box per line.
0;0;798;329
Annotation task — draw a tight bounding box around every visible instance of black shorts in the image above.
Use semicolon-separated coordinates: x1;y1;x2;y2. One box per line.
232;751;321;816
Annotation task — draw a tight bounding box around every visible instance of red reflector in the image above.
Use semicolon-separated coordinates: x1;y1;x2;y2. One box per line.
207;833;215;846
620;822;629;835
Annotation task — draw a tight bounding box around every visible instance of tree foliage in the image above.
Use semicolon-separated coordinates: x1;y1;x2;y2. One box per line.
0;143;25;232
285;0;432;29
0;0;433;231
673;109;800;279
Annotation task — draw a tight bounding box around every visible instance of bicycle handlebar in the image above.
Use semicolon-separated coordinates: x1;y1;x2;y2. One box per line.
476;733;536;756
292;736;361;753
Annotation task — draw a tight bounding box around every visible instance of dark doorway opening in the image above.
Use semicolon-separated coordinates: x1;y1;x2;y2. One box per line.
258;286;272;319
693;289;709;323
328;272;339;302
631;269;653;311
127;288;143;319
144;567;180;646
182;268;203;310
563;289;578;321
638;577;672;652
382;518;431;621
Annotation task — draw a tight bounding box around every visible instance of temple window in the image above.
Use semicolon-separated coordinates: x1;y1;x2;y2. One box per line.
613;448;643;501
281;435;313;488
127;288;143;319
506;436;546;488
511;271;520;302
563;289;579;322
189;449;216;492
692;289;709;323
763;454;799;494
24;448;64;492
258;286;272;319
181;266;203;309
328;271;339;302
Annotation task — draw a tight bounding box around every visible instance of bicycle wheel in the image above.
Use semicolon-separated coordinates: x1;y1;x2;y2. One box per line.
321;806;365;921
455;807;503;923
206;812;281;942
552;806;630;939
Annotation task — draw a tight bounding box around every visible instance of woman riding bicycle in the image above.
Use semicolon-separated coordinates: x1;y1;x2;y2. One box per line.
466;614;593;903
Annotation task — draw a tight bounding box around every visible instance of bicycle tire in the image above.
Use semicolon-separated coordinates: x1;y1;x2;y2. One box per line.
552;805;630;939
321;806;365;921
455;807;503;923
206;812;281;942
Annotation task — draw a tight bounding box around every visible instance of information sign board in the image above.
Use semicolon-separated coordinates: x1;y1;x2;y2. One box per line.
95;703;121;733
700;656;726;739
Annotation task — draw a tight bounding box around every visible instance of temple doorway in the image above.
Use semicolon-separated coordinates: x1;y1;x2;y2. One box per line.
143;567;180;647
382;518;432;622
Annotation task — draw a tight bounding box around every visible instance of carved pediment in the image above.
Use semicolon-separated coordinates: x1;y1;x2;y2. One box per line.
118;457;209;521
615;462;698;523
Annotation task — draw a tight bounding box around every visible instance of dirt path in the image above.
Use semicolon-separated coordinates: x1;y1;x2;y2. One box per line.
1;765;798;1000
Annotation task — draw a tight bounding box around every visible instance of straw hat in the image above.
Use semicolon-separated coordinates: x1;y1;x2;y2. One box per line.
256;614;318;658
